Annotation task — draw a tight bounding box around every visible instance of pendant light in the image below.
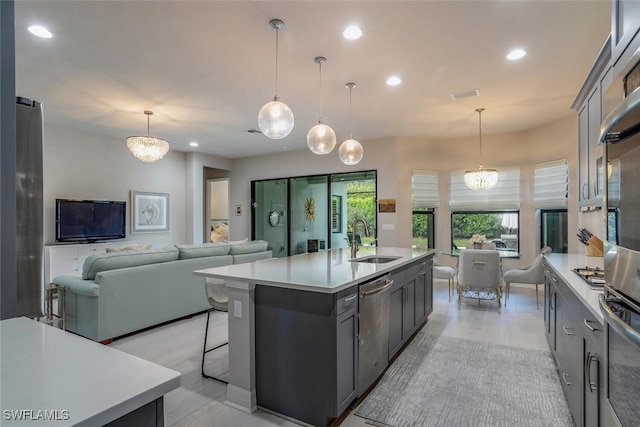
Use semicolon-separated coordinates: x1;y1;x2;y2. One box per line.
464;108;499;190
126;110;170;163
257;19;294;139
339;83;363;165
307;56;336;155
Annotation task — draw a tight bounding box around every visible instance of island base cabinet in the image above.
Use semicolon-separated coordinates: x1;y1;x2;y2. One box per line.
254;284;358;427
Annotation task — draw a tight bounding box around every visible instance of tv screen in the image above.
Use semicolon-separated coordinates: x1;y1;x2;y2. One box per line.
56;199;126;243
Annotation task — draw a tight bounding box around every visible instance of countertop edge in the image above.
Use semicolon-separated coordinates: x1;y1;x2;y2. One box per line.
543;254;604;324
194;249;435;294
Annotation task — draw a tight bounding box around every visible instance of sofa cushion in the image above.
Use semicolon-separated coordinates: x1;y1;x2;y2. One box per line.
105;244;152;253
229;240;269;255
175;242;231;259
82;247;179;280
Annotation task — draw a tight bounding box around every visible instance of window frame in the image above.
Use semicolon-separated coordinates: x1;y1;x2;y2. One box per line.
412;208;435;249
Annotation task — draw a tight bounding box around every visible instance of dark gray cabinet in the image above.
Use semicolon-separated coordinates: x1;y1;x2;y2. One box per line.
254;284;358;427
543;261;605;427
389;258;433;359
582;305;604;427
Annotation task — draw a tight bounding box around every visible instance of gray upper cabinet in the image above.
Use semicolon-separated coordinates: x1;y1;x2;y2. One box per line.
611;0;640;69
573;37;611;210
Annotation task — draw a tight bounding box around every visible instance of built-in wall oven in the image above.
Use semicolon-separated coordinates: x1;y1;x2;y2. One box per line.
600;46;640;427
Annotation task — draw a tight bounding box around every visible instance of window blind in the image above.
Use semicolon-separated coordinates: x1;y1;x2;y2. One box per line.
449;167;520;210
534;159;568;208
411;170;439;208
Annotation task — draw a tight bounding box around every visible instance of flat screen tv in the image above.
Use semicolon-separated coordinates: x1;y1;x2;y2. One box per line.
56;199;126;243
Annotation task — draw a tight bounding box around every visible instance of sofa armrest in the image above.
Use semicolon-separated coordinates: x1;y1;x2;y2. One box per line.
51;276;100;297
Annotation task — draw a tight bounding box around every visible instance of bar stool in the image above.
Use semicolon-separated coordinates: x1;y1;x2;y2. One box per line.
201;278;229;384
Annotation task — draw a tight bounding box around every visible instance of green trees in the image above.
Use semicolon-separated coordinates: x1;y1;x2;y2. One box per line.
452;213;503;240
346;180;376;236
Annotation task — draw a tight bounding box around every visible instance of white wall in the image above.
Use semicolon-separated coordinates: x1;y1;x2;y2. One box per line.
42;124;230;248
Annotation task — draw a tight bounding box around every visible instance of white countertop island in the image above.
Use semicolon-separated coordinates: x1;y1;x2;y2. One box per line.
193;247;433;418
194;246;432;293
0;317;180;426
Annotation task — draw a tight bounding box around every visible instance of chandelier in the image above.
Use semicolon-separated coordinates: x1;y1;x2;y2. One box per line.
307;56;336;155
257;19;294;139
338;83;363;165
464;108;498;190
126;110;170;163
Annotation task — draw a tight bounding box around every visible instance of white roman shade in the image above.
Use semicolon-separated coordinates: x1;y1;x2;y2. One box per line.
449;167;520;210
412;170;440;208
534;159;568;208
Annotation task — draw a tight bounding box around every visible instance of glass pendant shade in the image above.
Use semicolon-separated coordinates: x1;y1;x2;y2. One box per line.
126;110;169;163
258;98;295;139
464;107;498;190
464;164;499;190
258;19;294;140
339;139;363;165
307;122;336;154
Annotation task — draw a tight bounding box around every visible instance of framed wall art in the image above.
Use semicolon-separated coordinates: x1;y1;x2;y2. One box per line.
131;190;170;233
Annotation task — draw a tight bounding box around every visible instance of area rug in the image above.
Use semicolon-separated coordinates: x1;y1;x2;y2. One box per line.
354;334;572;427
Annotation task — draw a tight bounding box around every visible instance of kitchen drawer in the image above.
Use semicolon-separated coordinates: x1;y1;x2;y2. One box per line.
335;285;358;315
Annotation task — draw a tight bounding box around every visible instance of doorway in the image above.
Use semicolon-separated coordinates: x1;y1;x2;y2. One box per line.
206;178;229;243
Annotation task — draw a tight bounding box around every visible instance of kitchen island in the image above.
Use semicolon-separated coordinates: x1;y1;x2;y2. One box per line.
194;246;433;426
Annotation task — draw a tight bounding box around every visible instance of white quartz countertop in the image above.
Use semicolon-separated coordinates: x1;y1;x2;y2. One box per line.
0;317;180;426
194;247;433;294
544;253;604;324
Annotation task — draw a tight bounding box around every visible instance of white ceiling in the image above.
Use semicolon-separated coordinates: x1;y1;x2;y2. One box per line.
14;0;611;159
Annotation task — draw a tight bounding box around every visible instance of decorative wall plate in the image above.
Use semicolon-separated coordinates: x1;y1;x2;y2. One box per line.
269;210;280;227
304;197;317;222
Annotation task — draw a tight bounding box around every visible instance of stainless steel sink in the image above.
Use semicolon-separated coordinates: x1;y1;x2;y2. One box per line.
350;255;401;264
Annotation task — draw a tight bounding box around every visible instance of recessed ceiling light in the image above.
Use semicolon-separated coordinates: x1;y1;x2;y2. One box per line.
506;49;526;61
386;76;402;86
189;141;199;147
28;25;53;39
343;25;362;40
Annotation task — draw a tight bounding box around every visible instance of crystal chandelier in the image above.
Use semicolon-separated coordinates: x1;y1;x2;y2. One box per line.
464;108;498;190
307;56;336;155
339;83;363;165
257;19;294;139
126;110;170;163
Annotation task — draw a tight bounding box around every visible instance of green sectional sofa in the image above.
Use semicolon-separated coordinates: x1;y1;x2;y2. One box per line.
52;240;271;342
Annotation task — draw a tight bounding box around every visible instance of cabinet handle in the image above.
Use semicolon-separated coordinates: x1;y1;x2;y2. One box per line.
582;182;588;199
585;352;598;393
583;318;599;332
551;276;558;283
562;372;573;386
563;326;574;336
549;296;555;310
594;181;599;197
343;294;357;303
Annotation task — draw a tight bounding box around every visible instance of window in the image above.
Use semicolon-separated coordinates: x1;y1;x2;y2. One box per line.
534;160;568;253
412;209;434;249
412;171;438;249
449;167;520;251
451;211;519;252
540;210;568;253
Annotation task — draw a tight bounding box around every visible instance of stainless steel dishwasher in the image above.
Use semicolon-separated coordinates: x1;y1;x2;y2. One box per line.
357;274;393;396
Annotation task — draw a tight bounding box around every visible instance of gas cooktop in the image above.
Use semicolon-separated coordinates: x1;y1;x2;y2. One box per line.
572;266;605;288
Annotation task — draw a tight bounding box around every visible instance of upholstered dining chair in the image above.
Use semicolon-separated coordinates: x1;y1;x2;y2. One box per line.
433;259;457;302
457;249;502;313
202;278;229;383
502;246;552;309
465;241;497;250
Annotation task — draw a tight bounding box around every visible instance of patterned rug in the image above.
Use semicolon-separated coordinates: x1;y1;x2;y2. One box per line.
354;333;572;427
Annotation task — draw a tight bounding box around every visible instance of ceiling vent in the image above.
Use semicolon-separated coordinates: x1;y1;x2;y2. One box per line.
450;89;480;100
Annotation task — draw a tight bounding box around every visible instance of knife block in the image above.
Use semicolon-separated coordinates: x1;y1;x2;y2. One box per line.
586;236;604;257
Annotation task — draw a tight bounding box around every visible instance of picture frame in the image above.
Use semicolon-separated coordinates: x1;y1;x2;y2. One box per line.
378;198;396;213
131;190;170;233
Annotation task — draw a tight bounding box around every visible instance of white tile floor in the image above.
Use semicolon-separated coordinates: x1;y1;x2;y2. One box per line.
109;278;548;426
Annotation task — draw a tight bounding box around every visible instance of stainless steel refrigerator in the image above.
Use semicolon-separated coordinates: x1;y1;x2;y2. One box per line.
16;96;44;318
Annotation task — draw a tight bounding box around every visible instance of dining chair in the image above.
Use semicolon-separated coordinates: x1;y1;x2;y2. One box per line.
502;246;552;309
201;278;229;383
457;249;502;313
433;259;457;302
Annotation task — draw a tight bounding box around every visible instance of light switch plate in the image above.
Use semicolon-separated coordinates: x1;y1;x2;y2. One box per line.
382;223;395;230
234;300;242;318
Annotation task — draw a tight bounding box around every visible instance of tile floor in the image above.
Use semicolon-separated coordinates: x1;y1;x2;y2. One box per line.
109;278;548;426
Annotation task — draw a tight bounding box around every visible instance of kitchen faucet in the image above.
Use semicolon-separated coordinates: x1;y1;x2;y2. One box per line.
351;217;371;258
